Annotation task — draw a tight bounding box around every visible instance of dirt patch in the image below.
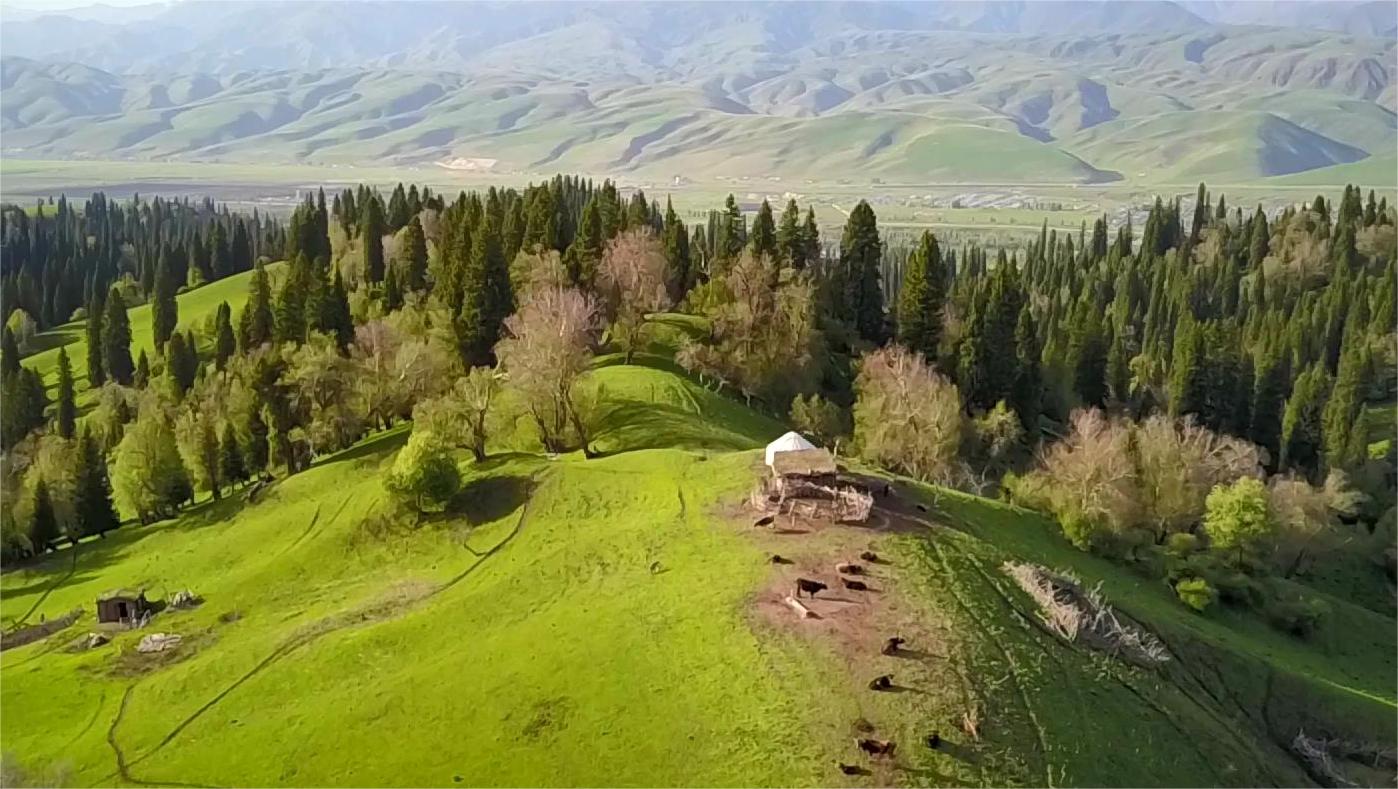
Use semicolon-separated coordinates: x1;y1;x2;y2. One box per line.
105;629;216;679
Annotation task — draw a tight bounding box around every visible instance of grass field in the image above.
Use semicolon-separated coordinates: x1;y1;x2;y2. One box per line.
18;264;281;409
3;351;1391;786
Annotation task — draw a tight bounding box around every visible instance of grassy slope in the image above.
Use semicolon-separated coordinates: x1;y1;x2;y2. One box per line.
19;265;280;408
2;354;1392;786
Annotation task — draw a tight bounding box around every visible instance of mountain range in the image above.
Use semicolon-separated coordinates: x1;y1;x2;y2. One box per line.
1;1;1394;184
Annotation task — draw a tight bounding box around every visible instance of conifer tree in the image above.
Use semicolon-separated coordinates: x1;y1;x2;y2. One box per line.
214;301;236;370
1011;305;1042;436
102;287;134;385
401;215;429;292
1;326;19;379
210;222;232;279
323;267;354;351
74;428;120;537
749;199;777;260
167;331;198;394
276;255;312;345
30;477;58;551
86;289;106;386
245;406;269;476
134;348;150;389
839;200;884;343
1250;349;1287;466
199;417;221;500
55;345;76;439
1280;363;1331;475
1069;306;1108;408
776;199;804;269
1168;314;1207;418
1321;334;1367;471
151;248;178;351
384;264;404;311
456;215;512;367
717;195;746;264
896;231;946;361
662;199;692;303
387;183;410;231
1106;330;1131;405
244;260;275;350
801;208;821;268
361;196;386;284
567;199;604;287
219;422;246;488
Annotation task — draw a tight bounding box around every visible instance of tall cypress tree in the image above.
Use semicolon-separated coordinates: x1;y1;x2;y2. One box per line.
244;259;275;350
896;230;946;361
1321;334;1368;471
55;345;76;439
749;199;777;260
1280;363;1331;475
401;215;429;292
776;199;804;269
1069;306;1108;408
102;287;134;385
839;200;884;343
134;348;150;389
455;215;512;367
361;196;386;284
85;289;106;386
245;405;269;477
74;429;119;537
151;247;178;352
1011;305;1042;436
214;302;236;370
30;477;59;551
219;422;246;488
167;331;198;394
662;198;692;303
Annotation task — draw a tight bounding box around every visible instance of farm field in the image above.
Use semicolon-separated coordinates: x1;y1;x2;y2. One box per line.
3;353;1391;787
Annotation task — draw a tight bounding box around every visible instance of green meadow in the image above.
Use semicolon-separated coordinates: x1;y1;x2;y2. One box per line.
3;348;1391;786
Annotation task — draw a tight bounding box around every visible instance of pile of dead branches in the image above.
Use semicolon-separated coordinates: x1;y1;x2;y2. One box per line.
1292;729;1398;788
1002;562;1170;666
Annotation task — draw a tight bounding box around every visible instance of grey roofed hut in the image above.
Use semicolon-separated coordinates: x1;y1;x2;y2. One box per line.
96;589;149;624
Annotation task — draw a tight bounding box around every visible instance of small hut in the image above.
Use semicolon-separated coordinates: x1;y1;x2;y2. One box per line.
96;589;150;625
755;433;873;523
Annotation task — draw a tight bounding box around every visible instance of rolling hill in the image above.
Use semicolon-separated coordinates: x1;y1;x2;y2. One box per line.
2;344;1393;786
0;1;1393;185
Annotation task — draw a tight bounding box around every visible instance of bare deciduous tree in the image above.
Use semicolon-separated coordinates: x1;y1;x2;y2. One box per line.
1134;415;1262;543
598;228;671;363
1267;471;1363;577
496;285;602;455
852;345;963;484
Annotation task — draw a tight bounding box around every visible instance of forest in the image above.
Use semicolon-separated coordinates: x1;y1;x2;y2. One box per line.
2;176;1394;636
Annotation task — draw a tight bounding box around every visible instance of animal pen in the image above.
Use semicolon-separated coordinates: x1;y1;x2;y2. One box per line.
752;444;874;524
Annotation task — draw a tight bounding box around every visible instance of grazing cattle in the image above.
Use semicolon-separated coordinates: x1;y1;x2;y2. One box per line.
753;515;775;527
925;732;941;750
856;738;896;757
770;554;792;564
795;578;827;598
835;562;864;575
859;551;879;563
882;484;894;498
915;503;928;513
867;674;894;691
837;763;864;776
842;578;868;591
880;636;905;655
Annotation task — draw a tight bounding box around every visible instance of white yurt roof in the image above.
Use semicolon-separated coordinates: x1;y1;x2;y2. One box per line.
764;431;818;467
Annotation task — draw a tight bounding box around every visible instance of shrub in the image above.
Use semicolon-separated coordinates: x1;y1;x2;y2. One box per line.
1264;593;1330;639
1174;577;1217;612
385;431;461;514
1202;477;1272;564
1164;532;1201;558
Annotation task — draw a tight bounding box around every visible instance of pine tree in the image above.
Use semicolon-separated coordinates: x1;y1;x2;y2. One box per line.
749;199;777;260
1168;314;1207;418
167;330;198;394
1321;334;1368;471
102;287;134;385
323;267;354;351
455;215;513;367
839;200;884;343
384;264;404;311
361;196;386;284
151;247;178;351
1;326;19;379
245;406;269;476
1280;363;1331;475
386;182;410;231
401;215;429;292
1011;305;1042;436
219;423;246;488
210;222;233;279
214;301;236;370
276;255;312;345
801;208;821;268
55;345;76;439
662;198;692;303
567;199;604;287
1069;306;1108;408
199;417;221;500
134;348;151;389
1250;349;1287;467
85;289;106;386
895;231;946;361
244;259;275;349
1106;330;1131;406
74;429;119;538
717;195;746;265
29;477;59;551
2;367;49;448
776;199;804;269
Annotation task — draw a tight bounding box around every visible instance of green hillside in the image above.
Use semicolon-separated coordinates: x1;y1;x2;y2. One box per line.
20;264;281;408
3;354;1390;786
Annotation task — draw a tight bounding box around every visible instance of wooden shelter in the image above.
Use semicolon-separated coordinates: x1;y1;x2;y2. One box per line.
96;589;150;625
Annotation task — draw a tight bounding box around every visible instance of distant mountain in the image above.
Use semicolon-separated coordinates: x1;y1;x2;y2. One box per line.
1;1;1393;184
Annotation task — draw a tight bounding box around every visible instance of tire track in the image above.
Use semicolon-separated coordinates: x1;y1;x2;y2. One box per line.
110;473;549;782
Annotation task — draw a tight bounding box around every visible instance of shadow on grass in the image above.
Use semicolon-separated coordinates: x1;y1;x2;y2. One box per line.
450;474;532;527
592;401;760;455
312;425;411;469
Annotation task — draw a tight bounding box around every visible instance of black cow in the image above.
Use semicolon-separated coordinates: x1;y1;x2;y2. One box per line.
770;554;793;565
835;562;864;575
925;732;942;750
856;738;896;757
754;515;775;527
867;674;894;691
837;763;866;776
842;578;868;591
795;578;827;598
859;551;880;563
880;636;905;655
